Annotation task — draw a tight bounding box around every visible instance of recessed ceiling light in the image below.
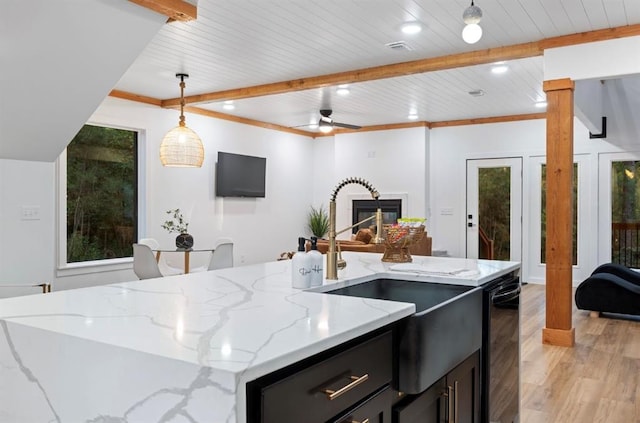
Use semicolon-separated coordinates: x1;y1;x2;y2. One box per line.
468;89;485;97
336;84;350;96
223;100;235;110
401;21;422;35
491;64;509;74
535;101;547;108
408;113;419;120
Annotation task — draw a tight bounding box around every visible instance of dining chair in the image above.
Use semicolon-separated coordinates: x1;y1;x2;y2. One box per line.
208;238;234;270
133;243;164;279
138;238;183;275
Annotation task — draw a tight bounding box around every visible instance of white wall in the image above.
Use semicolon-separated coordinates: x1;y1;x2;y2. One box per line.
312;127;429;240
0;97;315;293
429;115;638;284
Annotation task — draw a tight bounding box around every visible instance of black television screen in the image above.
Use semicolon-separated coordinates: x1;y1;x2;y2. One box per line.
215;152;266;197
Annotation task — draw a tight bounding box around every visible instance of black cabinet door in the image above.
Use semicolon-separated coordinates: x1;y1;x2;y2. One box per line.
331;387;393;423
447;351;480;423
393;377;446;423
393;351;480;423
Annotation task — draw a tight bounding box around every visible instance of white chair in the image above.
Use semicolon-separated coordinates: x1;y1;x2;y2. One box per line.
208;238;234;270
138;238;183;275
189;238;234;272
133;244;164;279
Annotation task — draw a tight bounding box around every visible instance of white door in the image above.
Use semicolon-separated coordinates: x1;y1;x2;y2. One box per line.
466;158;522;261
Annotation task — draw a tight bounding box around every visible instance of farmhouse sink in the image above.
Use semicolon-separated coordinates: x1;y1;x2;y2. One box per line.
326;278;483;393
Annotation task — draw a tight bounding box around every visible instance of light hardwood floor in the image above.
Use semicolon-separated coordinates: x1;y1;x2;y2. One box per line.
520;284;640;423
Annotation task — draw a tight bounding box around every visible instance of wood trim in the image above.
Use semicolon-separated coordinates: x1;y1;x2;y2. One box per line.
543;78;575;347
540;23;640;50
161;42;542;107
542;327;575;347
430;112;546;128
109;90;549;134
128;0;196;21
183;106;316;137
109;90;163;107
542;78;575;92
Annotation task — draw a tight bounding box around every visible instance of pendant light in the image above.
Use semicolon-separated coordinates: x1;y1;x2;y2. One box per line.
462;0;483;44
160;73;204;167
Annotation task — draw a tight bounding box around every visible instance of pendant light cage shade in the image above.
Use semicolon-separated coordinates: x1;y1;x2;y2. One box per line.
160;125;205;167
160;73;205;168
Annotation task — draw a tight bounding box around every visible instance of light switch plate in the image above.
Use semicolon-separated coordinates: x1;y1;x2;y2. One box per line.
21;206;41;220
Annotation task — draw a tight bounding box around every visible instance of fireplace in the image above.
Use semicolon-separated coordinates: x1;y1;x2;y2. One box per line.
352;199;402;234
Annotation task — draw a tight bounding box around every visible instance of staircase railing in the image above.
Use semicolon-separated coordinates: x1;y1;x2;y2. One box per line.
479;226;495;260
612;222;640;268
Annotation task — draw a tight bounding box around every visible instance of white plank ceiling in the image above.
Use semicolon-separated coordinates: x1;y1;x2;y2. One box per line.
115;0;640;130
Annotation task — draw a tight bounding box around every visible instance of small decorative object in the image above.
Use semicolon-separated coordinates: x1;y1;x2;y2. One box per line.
381;219;426;263
307;205;330;238
161;208;194;249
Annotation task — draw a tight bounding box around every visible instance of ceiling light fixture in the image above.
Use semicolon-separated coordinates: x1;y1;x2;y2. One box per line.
462;1;483;44
336;84;350;96
401;21;422;35
318;119;333;133
159;73;204;168
491;64;509;74
408;113;419;120
223;100;235;110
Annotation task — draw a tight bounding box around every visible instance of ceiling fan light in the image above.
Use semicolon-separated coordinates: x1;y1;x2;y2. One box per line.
318;120;333;133
463;1;482;25
462;23;482;44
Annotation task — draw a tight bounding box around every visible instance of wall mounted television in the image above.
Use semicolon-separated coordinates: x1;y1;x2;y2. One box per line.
215;151;266;198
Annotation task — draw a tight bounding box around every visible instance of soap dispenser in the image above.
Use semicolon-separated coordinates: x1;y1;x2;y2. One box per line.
308;236;324;287
291;237;311;289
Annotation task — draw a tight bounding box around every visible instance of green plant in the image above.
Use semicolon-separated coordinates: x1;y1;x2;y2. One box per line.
308;205;329;238
161;208;189;234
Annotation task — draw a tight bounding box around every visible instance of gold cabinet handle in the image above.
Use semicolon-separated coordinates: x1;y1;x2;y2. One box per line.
350;419;369;423
447;385;454;423
454;381;459;423
323;374;369;400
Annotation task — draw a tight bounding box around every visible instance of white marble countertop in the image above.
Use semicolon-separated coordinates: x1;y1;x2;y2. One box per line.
0;253;519;423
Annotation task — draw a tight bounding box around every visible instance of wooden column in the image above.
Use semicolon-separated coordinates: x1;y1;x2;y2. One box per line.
542;78;576;347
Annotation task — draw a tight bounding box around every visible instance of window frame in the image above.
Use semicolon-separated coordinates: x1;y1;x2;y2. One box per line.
56;122;146;276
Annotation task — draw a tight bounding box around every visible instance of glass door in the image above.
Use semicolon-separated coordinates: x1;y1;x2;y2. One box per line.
466;158;522;261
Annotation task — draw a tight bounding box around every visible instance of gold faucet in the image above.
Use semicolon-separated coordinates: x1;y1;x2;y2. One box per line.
326;177;383;280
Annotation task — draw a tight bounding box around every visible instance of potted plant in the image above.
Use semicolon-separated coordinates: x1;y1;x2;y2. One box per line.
307;205;329;239
162;208;194;249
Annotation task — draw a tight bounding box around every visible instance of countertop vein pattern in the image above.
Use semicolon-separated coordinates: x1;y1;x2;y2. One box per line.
0;253;519;422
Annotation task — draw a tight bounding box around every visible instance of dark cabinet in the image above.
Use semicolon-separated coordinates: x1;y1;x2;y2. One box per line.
394;351;480;423
330;387;394;423
248;330;394;423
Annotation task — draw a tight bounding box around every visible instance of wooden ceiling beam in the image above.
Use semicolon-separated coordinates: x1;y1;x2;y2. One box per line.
128;0;196;22
161;42;541;107
160;23;640;108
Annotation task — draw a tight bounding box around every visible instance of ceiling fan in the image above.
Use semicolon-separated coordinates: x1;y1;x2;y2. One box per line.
317;109;362;133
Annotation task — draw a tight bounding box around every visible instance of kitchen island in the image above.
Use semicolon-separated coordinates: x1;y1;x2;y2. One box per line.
0;253;519;422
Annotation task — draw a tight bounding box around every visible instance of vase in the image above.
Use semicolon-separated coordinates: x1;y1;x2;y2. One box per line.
175;233;194;250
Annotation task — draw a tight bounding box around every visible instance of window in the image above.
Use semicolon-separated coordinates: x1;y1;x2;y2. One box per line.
610;160;640;267
65;124;138;263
